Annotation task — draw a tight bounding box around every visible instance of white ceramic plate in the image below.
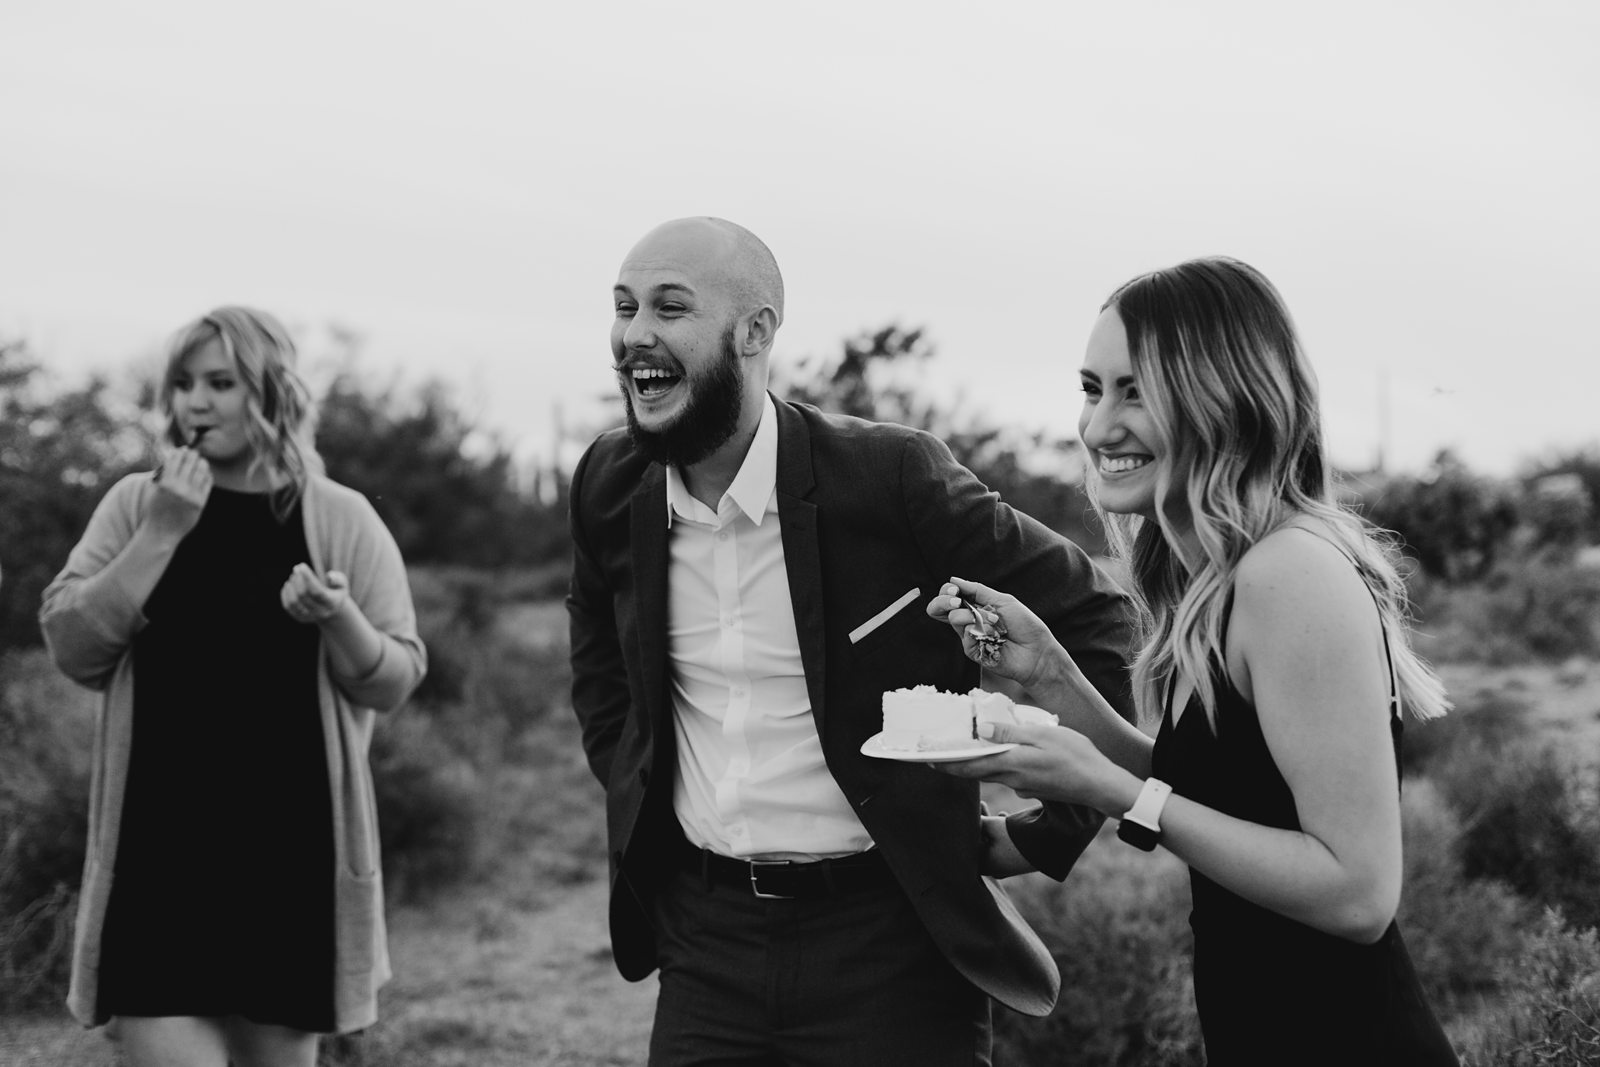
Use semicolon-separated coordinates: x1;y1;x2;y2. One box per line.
859;733;1017;763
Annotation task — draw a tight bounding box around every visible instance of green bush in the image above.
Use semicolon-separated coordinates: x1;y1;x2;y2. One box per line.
369;574;577;902
1355;452;1520;582
1399;684;1531;778
0;573;570;1008
1396;669;1600;936
368;709;487;904
1431;739;1600;932
1464;910;1600;1067
0;652;94;1011
1398;779;1532;1008
407;566;569;745
1416;558;1600;664
1480;557;1600;661
996;835;1204;1067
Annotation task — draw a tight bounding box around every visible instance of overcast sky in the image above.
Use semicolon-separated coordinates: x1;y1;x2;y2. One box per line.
3;0;1596;477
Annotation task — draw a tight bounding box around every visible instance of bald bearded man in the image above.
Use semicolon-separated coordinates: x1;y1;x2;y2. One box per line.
567;217;1136;1065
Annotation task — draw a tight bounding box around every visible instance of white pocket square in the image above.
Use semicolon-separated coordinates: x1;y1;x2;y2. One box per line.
849;587;921;645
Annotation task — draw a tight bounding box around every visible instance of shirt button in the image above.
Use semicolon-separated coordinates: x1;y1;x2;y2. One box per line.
732;687;746;698
717;531;730;542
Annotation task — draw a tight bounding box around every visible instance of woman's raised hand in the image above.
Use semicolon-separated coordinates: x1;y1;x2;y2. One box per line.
280;564;351;625
926;577;1056;692
147;445;211;541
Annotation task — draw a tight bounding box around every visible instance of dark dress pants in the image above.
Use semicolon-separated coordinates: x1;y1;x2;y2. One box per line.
646;860;992;1066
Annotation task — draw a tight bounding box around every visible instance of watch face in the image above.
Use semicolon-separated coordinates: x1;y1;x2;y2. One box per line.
1117;817;1159;852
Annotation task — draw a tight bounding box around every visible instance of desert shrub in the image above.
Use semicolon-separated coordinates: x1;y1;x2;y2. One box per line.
407;567;568;744
1522;447;1600;545
1428;735;1600;933
1398;779;1532;1008
407;568;497;707
1463;910;1600;1067
1417;557;1600;664
1477;557;1600;661
996;834;1204;1067
1521;473;1594;553
1400;685;1532;777
369;576;575;902
1356;452;1520;582
368;709;487;904
0;651;94;1010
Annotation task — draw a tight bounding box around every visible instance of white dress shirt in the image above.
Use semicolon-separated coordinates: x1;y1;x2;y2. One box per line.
665;395;874;861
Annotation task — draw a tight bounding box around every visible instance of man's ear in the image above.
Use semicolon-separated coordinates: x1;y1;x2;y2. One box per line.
740;305;780;356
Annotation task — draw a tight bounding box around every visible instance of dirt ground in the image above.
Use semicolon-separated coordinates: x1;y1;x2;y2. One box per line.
0;874;655;1067
5;656;1595;1066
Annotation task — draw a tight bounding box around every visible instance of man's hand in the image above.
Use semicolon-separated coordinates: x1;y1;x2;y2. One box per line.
979;812;1035;878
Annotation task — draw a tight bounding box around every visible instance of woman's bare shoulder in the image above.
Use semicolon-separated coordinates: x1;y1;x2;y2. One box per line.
1232;521;1375;643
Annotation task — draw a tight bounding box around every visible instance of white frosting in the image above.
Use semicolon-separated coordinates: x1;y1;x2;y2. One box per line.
880;686;1029;751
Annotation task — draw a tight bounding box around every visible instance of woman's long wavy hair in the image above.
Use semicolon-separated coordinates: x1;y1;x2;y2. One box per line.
160;306;323;521
1091;257;1448;729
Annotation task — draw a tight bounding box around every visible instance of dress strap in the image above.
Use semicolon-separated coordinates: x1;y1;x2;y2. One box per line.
1378;619;1400;724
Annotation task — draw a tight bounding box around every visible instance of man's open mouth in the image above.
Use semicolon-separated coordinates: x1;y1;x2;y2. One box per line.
630;366;682;399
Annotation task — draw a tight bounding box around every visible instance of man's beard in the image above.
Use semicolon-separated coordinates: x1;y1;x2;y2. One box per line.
623;327;744;468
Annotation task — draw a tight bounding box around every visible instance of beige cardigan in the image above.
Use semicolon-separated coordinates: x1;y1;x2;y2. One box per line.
40;472;427;1034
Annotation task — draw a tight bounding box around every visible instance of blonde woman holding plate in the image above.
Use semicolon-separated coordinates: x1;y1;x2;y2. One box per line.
931;259;1459;1065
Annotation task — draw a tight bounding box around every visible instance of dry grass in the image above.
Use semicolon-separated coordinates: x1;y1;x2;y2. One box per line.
5;592;1599;1066
1435;659;1600;769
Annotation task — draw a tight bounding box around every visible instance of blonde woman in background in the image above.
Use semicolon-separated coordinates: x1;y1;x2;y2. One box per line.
41;307;425;1067
930;259;1460;1065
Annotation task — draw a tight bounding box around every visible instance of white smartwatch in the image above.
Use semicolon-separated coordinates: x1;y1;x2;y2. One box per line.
1116;778;1173;851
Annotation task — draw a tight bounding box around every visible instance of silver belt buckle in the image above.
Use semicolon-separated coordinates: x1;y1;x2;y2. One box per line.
748;859;795;899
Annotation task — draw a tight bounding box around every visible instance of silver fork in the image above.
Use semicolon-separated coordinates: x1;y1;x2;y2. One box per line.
958;597;1008;668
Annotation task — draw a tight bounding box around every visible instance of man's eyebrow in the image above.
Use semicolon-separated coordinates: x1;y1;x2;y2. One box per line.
613;281;696;299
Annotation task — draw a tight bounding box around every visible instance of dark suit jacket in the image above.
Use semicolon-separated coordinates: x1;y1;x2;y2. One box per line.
567;398;1135;1017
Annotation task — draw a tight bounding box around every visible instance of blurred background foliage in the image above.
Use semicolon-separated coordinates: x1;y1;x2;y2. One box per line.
3;327;1600;1064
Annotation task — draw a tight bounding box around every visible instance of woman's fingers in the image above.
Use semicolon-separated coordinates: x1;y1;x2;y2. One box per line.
931;752;1014;779
159;447;211;499
976;720;1016;744
282;564;348;624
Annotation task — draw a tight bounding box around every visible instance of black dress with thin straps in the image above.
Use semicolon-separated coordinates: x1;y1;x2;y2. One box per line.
1148;625;1458;1065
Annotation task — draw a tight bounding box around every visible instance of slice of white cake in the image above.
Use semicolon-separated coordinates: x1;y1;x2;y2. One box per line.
880;686;1053;751
880;685;975;751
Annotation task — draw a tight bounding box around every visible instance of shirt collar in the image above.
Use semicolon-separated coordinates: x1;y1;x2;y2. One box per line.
665;393;778;527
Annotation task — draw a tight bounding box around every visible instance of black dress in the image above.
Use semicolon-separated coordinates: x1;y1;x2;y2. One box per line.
99;486;335;1032
1149;639;1459;1066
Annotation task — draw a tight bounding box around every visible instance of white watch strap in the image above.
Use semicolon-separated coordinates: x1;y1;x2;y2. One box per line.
1123;778;1173;831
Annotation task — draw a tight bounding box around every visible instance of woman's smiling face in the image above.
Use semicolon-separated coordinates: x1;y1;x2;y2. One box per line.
1078;307;1167;522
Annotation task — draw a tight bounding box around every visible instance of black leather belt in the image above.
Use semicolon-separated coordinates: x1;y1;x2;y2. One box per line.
679;840;894;899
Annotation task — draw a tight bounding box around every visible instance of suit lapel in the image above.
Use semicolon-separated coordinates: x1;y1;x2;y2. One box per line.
629;465;672;738
773;401;828;740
